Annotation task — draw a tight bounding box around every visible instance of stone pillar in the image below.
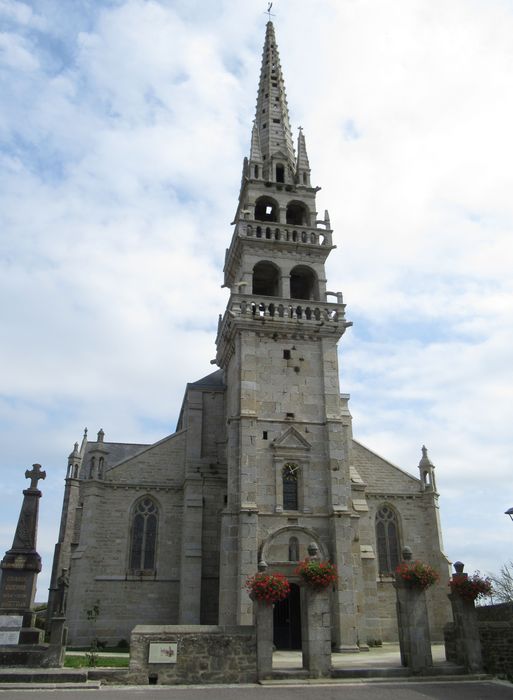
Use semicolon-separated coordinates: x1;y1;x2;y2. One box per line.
254;599;273;680
42;617;67;667
301;586;332;677
394;548;433;674
0;464;46;644
300;543;332;678
448;561;483;673
178;476;203;624
280;274;290;299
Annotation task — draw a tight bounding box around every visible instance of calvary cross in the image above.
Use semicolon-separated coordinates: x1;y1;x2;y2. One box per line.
25;463;46;490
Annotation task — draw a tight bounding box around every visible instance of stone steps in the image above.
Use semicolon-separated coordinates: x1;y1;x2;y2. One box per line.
331;663;468;679
260;666;492;685
0;668;90;684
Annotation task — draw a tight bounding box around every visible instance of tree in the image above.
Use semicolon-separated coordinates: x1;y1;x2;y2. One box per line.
489;561;513;603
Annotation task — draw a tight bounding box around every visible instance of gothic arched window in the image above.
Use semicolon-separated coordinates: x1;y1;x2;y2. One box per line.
283;464;299;511
375;505;400;575
129;497;158;572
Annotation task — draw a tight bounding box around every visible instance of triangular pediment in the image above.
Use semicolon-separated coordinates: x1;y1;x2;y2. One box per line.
271;426;311;452
271;150;288;161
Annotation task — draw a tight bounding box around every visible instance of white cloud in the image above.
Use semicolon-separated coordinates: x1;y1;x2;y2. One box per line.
0;31;39;70
0;0;47;30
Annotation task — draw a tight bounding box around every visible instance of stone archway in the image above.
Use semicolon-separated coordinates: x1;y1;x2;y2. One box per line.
259;526;328;566
258;528;329;662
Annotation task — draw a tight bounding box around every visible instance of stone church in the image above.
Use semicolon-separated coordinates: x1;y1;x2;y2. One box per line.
48;21;451;650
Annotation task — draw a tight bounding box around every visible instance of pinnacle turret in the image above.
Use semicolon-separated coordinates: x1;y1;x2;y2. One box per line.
418;445;437;492
249;121;263;178
296;127;311;186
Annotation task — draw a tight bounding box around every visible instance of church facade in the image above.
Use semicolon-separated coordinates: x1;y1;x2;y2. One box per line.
48;21;451;650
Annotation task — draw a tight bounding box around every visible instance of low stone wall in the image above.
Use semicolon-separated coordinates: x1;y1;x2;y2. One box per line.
445;618;513;678
129;625;257;685
476;602;513;622
479;622;513;678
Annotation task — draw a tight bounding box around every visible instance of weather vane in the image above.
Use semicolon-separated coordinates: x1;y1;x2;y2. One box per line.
266;3;275;20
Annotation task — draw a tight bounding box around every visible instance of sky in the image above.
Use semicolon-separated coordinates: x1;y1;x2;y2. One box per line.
1;0;512;602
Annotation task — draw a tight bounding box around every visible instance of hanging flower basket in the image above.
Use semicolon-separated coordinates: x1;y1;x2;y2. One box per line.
449;572;492;602
395;560;439;590
245;572;290;604
295;559;338;590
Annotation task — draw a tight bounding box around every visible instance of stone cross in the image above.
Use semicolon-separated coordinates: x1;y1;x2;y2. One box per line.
24;464;46;491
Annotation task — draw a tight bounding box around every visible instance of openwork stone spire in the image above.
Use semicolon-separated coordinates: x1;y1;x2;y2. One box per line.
253;21;295;175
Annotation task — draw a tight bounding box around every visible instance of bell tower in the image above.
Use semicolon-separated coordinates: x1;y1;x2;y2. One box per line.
216;21;358;650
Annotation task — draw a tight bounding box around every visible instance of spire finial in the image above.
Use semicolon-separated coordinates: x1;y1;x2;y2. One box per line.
266;2;275;20
419;445;433;466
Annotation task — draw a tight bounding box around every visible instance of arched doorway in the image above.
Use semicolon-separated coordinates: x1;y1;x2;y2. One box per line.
273;583;302;650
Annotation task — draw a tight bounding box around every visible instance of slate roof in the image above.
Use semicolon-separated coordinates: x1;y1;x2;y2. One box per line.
188;369;225;389
82;441;150;471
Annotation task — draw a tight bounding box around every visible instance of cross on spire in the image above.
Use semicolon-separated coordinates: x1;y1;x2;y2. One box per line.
265;2;275;20
25;463;46;490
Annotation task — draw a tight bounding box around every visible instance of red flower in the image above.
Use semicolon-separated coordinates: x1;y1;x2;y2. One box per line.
449;572;492;601
295;559;338;590
245;573;290;604
395;561;439;590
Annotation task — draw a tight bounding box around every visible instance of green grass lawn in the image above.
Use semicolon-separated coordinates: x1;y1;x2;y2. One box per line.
64;655;129;668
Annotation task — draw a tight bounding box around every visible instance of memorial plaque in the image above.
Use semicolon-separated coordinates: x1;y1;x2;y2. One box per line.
0;573;32;609
0;630;20;645
148;642;178;664
0;615;23;628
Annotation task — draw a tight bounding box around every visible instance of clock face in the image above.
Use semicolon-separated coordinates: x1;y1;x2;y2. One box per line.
284;463;299;475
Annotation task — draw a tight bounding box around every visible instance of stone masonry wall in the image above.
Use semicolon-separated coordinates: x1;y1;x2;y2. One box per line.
129;625;257;685
445;619;513;678
66;481;184;645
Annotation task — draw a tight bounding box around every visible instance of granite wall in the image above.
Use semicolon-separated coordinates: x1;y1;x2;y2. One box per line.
445;604;513;678
129;625;257;685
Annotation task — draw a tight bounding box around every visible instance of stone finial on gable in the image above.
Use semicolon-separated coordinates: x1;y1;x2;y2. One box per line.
418;445;437;492
68;442;79;460
420;445;433;466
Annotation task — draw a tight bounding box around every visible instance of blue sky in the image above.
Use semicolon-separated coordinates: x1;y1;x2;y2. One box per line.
1;0;512;601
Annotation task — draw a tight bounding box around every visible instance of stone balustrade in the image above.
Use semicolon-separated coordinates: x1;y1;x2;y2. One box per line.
236;220;332;247
226;295;345;324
